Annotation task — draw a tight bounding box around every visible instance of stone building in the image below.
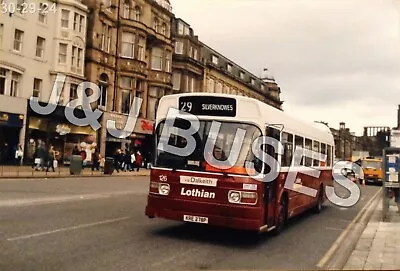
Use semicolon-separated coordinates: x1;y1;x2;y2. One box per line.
83;0;173;158
0;0;90;165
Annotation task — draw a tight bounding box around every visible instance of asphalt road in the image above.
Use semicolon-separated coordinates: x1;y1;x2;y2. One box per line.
0;177;380;270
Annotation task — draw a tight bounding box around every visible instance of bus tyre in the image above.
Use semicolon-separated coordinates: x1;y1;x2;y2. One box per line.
273;197;287;236
314;187;324;214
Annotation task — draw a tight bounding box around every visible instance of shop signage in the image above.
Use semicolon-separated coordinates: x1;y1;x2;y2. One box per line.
104;113;154;136
140;120;154;134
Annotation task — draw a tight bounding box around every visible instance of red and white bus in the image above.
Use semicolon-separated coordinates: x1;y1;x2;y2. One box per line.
145;93;335;234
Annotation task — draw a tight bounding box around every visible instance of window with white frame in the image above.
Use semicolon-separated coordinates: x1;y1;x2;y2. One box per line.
77;48;83;68
101;23;111;53
147;87;163;120
0;68;5;95
73;13;79;31
207;78;214;93
189;77;195;92
120;76;133;114
58;43;67;64
184;25;190;35
69;83;78;101
165;51;171;72
153;17;159;32
79;15;84;33
172;72;181;90
121;32;135;58
38;4;47;23
72;46;76;67
193;48;198;60
174;41;183;54
99;73;108;108
161;23;167;36
10;72;20;97
251;78;255;85
0;24;3;49
138;36;145;61
123;0;130;18
240;71;245;79
33;78;42;98
177;22;184;35
61;9;69;28
151;47;163;70
261;84;265;91
134;6;141;21
227;64;232;72
211;55;218;65
13;29;24;52
36;36;45;58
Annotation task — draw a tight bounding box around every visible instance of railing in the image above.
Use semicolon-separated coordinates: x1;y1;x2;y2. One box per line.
0;165;149;178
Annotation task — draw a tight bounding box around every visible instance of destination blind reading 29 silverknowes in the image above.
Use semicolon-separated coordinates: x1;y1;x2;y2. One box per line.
178;96;237;117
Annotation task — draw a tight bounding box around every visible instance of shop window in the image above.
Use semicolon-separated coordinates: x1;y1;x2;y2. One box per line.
282;132;293;167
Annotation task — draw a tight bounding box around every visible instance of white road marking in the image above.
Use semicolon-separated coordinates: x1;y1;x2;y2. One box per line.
0;191;143;208
325;226;344;231
7;216;132;241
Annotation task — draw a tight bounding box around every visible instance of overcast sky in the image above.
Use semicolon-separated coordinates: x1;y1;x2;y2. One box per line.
171;0;400;136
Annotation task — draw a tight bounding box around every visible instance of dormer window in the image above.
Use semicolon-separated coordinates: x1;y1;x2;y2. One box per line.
212;55;218;65
227;64;232;72
251;78;255;85
261;84;265;91
240;71;245;80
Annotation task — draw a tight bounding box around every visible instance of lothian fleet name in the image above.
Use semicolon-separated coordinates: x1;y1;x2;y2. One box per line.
181;188;215;199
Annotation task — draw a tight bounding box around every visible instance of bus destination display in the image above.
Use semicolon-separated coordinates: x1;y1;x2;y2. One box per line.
178;96;237;117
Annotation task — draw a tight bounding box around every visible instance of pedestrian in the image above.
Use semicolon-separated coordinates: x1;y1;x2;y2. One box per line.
130;151;136;172
135;151;143;172
46;145;55;172
123;151;131;171
394;189;400;214
15;144;23;166
113;149;121;173
92;149;100;171
80;148;87;169
72;145;80;155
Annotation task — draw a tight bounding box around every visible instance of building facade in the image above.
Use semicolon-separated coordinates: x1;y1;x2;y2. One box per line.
171;18;204;93
331;122;362;161
0;0;89;165
201;43;283;109
83;0;173;160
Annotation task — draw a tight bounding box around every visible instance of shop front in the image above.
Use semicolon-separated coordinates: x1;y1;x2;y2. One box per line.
26;103;97;165
0;111;24;164
101;112;154;161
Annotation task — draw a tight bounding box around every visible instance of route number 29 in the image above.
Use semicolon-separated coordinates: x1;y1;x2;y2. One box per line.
180;102;193;112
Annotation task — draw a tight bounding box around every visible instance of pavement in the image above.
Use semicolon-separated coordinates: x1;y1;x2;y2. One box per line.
0;165;150;178
343;194;400;270
0;177;380;270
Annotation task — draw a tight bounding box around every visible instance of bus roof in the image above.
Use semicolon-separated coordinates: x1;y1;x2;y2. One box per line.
156;93;335;146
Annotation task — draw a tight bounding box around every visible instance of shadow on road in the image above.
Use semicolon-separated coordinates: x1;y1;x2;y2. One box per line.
148;205;328;248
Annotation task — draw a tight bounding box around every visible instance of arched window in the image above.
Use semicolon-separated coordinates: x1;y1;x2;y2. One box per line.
99;73;109;108
134;6;141;21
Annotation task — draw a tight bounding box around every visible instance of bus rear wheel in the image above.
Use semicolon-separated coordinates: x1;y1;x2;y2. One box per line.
273;197;287;236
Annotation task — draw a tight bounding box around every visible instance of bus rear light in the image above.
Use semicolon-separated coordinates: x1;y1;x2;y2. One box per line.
228;191;258;205
149;182;170;196
228;191;241;203
159;184;170;195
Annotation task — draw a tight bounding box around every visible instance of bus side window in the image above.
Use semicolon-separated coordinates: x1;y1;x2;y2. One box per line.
320;143;327;166
305;138;312;167
327;145;332;166
295;135;304;166
313;140;320;167
282;132;293;167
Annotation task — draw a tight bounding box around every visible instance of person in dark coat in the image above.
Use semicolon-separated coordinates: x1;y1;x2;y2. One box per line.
135;151;143;172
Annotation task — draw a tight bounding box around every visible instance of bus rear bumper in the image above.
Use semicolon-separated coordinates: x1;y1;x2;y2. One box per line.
145;196;262;232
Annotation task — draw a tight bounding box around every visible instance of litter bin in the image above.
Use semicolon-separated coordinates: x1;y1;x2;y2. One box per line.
70;155;83;175
104;157;114;175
